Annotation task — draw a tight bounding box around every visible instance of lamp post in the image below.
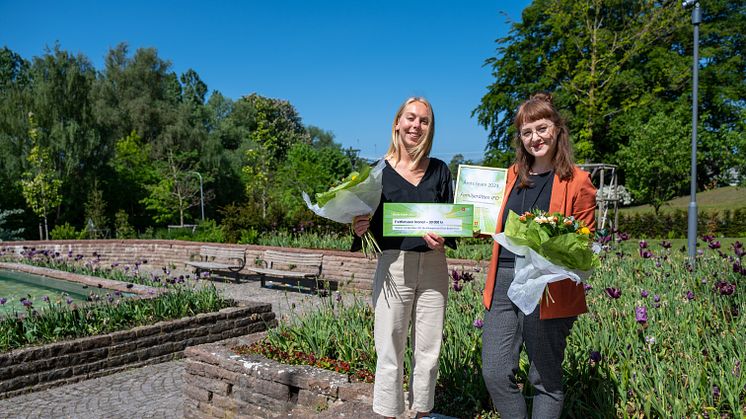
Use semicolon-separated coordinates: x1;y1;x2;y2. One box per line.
683;0;700;265
192;171;205;222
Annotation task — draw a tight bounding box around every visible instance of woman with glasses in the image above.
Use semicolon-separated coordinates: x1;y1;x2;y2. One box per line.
481;92;597;418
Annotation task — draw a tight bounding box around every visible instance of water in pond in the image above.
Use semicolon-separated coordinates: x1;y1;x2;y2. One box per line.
0;269;131;315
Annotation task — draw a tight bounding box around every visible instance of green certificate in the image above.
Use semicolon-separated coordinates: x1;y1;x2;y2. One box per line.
382;203;474;237
454;164;508;234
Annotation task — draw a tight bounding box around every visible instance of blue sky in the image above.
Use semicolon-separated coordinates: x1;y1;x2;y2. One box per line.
1;0;530;162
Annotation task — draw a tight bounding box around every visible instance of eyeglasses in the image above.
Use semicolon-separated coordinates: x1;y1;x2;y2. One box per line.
519;123;554;140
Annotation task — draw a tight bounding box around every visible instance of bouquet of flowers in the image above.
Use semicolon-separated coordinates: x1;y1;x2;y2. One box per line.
302;159;386;257
492;209;601;315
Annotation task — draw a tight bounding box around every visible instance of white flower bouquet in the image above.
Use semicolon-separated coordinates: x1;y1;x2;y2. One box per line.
302;159;386;257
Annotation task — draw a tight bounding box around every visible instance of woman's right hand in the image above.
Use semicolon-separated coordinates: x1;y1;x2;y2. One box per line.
353;214;370;237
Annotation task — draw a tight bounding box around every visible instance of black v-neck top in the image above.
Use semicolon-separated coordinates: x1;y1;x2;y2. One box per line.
351;157;457;252
497;170;554;268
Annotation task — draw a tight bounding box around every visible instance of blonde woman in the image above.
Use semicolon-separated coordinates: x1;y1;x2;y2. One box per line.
353;97;455;418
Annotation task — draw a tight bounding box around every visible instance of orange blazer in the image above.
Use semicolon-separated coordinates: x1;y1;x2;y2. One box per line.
483;165;597;319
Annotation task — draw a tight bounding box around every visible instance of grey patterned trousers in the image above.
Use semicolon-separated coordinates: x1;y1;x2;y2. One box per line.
482;267;576;419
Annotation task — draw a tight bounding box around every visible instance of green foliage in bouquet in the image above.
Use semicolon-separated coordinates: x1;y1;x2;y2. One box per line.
314;164;372;207
503;209;600;271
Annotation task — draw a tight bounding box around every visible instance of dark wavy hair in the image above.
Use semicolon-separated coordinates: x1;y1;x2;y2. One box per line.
513;92;575;188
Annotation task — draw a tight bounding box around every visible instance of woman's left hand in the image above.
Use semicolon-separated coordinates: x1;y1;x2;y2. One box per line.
423;232;446;252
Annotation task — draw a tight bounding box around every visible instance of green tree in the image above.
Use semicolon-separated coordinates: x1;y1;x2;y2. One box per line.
20;113;62;239
475;0;744;182
0;47;32;217
84;180;109;239
109;131;156;225
141;151;201;226
274;142;352;225
617;109;690;214
0;209;24;241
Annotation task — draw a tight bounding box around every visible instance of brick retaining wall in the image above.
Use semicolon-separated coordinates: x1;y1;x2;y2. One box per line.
183;336;373;418
0;302;277;399
1;240;487;291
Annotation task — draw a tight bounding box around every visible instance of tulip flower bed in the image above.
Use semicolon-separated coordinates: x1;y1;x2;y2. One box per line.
0;282;231;352
0;249;233;352
237;239;744;418
0;247;197;287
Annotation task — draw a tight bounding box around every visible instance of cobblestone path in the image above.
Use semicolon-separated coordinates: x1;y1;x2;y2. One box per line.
0;360;184;419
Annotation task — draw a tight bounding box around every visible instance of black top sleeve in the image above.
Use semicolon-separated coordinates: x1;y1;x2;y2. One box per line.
351;158;457;252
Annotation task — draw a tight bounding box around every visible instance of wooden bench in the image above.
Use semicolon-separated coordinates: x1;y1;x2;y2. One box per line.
247;250;324;292
185;246;246;283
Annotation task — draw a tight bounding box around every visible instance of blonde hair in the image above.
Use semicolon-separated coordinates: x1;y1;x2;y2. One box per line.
385;97;435;169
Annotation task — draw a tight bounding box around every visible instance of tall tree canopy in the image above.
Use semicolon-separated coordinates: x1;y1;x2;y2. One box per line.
475;0;745;199
0;43;355;239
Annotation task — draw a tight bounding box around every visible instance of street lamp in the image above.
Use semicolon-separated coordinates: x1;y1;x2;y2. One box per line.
683;0;700;265
192;171;205;222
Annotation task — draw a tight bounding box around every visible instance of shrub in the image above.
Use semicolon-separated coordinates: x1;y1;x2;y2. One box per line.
114;210;137;239
618;208;746;238
49;222;82;240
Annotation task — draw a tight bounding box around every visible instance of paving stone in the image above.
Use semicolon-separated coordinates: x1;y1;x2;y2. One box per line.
0;278;370;419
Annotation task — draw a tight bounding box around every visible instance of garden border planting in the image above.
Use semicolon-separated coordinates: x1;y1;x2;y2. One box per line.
183;335;373;418
1;240;486;290
0;302;277;399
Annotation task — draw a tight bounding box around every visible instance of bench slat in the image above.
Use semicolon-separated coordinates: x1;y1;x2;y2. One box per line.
247;267;317;278
186;261;237;270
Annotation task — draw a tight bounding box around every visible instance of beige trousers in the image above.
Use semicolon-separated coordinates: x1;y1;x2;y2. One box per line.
372;249;449;417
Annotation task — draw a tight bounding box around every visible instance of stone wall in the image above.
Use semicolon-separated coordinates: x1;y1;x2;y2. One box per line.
183;336;373;418
0;302;276;399
1;240;487;291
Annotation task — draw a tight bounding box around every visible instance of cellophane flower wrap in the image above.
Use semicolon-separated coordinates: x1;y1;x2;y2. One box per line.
492;209;601;315
302;159;386;257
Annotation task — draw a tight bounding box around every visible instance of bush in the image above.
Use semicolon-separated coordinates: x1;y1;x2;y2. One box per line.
49;222;83;240
114;210;137;239
617;208;746;238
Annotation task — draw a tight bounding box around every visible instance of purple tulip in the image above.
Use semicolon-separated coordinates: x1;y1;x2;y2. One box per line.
617;232;629;241
451;270;460;282
660;241;672;249
583;283;593;294
708;240;721;250
42;295;49;303
605;287;622;299
453;281;463;292
461;272;475;282
21;298;32;308
589;350;602;363
66;297;73;305
702;235;714;243
686;290;695;300
635;306;648;324
733;242;744;258
0;297;6;305
715;281;736;296
712;385;720;400
640;289;649;298
639;240;648;249
334;291;342;302
473;319;484;329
